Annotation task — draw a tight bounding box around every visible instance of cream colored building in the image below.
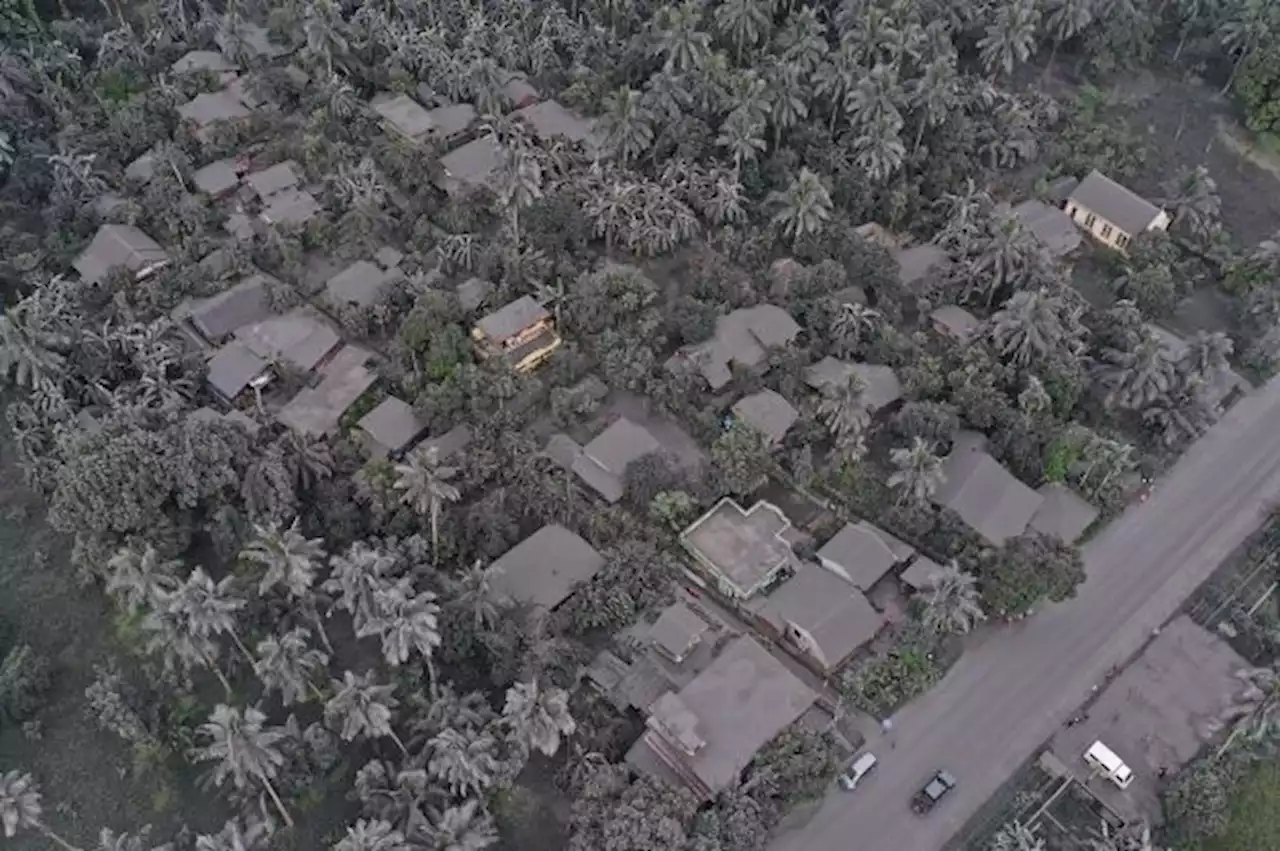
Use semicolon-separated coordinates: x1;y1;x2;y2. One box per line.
1065;170;1170;252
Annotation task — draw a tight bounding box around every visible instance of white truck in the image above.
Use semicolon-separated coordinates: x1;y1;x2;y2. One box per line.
1084;740;1133;789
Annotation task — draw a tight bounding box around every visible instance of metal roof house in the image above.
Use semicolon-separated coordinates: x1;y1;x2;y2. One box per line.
747;566;885;674
234;307;342;374
356;396;427;459
567;417;662;503
171;50;238;84
1029;483;1099;543
371;94;477;145
435;135;505;196
626;636;817;800
177;88;253;140
179;273;275;345
935;445;1043;545
931;305;981;342
816;521;916;590
1065;170;1170;253
681;498;802;600
512;99;604;154
803;358;903;413
206;341;272;404
487;524;606;611
1013;199;1083;258
669;305;801;390
732;389;798;445
472;295;561;373
276;345;377;437
73;224;169;285
325;260;405;309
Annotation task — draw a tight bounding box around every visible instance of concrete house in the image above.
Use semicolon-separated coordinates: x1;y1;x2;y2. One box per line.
73;224;169;285
732;390;798;445
669;305;802;390
748;566;884;674
487;524;606;611
1065;170;1170;252
648;602;712;664
681;498;801;600
935;445;1043;545
356;396;427;459
626;636;817;800
816;521;915;590
472;295;561;372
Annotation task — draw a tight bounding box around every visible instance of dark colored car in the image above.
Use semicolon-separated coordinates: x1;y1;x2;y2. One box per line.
911;770;957;814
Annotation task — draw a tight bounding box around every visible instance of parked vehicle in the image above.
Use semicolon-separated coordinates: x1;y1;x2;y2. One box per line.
911;770;957;813
837;752;878;791
1084;740;1133;789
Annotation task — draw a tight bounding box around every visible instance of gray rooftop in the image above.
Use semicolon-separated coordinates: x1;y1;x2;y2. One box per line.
502;73;539;106
899;555;947;592
513;99;601;150
647;602;711;662
437;134;504;194
326;260;405;308
260;188;321;225
428;103;477;138
357;396;426;457
246;161;301;201
931;305;981;341
936;447;1044;545
172;50;237;76
732;389;798;444
457;277;493;312
476;295;550;344
124;150;157;183
234;307;341;373
371;93;437;140
73;224;168;285
214;17;287;60
1068;170;1164;236
803;358;902;412
572;417;662;503
680;305;801;390
817;521;915;590
206;341;269;400
177;89;251;127
1029;483;1099;543
752;566;884;670
192;158;242;196
276;346;376;437
185;274;274;342
418;424;473;460
896;244;948;287
1013;199;1082;258
628;636;817;798
682;499;798;597
488;524;606;611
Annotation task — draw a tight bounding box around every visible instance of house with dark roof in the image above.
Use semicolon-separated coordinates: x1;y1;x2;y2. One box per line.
563;417;662;503
356;396;427;458
935;445;1043;545
816;521;915;590
1065;170;1170;252
206;341;272;404
1013;199;1082;258
669;305;801;390
681;498;802;600
276;345;377;437
73;224;169;285
1029;483;1099;543
626;635;817;800
435;135;505;196
747;566;884;674
487;524;606;611
803;358;903;413
472;295;561;372
732;390;797;445
325;260;405;309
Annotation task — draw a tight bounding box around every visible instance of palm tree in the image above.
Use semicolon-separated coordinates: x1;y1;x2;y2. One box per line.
601;87;654;165
501;680;576;757
427;728;500;798
416;800;497;851
831;302;883;355
653;1;711;73
1043;0;1094;73
326;670;409;756
141;603;233;694
1176;330;1233;389
394;446;461;565
1207;664;1279;756
194;819;270;851
164;568;254;665
765;61;809;149
105;544;180;614
817;376;870;444
1100;334;1178;410
191;704;294;827
714;0;771;62
324;541;399;628
853;110;907;184
1218;0;1273;94
768;168;833;247
335;820;409;851
240;519;332;651
813;36;859;132
845;63;902;140
775;6;827;75
888;437;946;505
361;582;442;671
919;561;986;635
494;148;542;246
446;561;502;633
990;820;1045;851
0;771;80;851
987;290;1070;367
1159;165;1221;241
908;55;960;154
716;109;767;177
0;302;69;392
1087;819;1159;851
978;0;1041;80
255;628;329;706
962;215;1045;307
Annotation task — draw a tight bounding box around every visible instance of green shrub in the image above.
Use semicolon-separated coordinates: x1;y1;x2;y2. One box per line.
0;643;53;726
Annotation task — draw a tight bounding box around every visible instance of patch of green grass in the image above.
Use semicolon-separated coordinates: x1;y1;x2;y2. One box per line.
1201;760;1280;851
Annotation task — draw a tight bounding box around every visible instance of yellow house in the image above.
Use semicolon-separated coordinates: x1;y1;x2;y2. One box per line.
1065;170;1170;252
471;295;561;372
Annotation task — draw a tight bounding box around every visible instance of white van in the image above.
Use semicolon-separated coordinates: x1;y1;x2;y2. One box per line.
1084;740;1133;789
838;752;878;791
